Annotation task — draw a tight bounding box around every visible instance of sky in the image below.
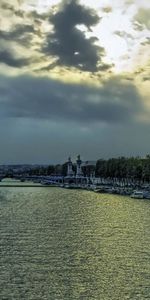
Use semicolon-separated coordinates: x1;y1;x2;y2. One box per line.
0;0;150;164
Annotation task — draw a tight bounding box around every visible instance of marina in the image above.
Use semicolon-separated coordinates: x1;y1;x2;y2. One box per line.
0;156;150;199
0;178;150;199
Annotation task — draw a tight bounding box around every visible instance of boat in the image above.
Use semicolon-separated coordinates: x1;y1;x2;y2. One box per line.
131;191;144;199
64;183;83;189
94;187;108;193
95;185;116;193
143;191;150;199
41;180;56;186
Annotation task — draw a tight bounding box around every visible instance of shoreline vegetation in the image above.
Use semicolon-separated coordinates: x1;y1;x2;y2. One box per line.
0;155;150;199
4;155;149;184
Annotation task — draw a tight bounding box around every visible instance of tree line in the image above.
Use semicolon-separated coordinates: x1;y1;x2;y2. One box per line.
95;156;150;183
27;155;150;183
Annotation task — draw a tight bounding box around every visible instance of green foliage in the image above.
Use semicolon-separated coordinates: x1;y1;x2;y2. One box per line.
61;162;68;176
16;155;150;183
96;156;150;182
82;165;95;177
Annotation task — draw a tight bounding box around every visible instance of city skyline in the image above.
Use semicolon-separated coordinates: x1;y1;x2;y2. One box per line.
0;0;149;163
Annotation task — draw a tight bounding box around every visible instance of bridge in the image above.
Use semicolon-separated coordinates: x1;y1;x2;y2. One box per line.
0;175;64;184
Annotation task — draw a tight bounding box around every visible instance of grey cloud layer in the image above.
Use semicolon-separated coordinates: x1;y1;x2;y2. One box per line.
0;74;143;124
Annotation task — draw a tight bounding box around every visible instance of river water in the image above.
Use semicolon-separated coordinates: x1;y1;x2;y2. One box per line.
0;186;150;299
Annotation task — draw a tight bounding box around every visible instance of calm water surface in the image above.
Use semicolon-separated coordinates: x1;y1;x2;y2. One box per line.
0;186;150;299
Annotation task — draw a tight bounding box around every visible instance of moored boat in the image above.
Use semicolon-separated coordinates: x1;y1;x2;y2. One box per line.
131;191;144;199
143;191;150;199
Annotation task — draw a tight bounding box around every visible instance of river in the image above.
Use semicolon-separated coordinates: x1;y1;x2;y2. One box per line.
0;185;150;299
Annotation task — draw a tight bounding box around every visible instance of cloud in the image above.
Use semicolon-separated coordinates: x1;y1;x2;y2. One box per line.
142;76;150;82
124;0;134;4
0;74;145;125
141;37;150;46
0;50;29;67
42;0;107;72
134;60;150;78
0;24;36;46
101;7;112;14
114;31;133;40
0;1;45;46
0;10;43;68
0;0;112;74
0;2;15;11
0;0;20;14
134;8;150;30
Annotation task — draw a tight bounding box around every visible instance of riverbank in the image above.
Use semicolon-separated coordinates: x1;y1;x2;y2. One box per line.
0;179;150;199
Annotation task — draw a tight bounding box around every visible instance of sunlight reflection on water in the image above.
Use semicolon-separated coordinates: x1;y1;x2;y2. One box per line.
0;187;150;299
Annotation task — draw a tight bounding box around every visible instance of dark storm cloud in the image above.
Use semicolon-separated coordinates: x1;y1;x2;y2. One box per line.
0;0;111;73
0;50;29;67
43;0;107;72
0;74;144;124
